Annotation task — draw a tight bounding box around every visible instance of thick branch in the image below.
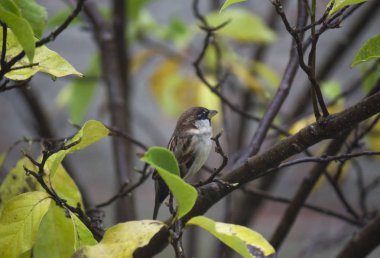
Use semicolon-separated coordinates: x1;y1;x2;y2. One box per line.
83;0;136;221
337;215;380;258
141;88;380;256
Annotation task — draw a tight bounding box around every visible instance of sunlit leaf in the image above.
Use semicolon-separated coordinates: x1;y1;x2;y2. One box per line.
14;0;47;38
70;211;98;249
351;34;380;67
205;9;276;43
74;220;168;258
0;0;21;16
141;147;180;176
220;0;247;13
48;164;84;208
0;6;35;62
0;28;82;80
141;147;197;219
0;192;51;258
45;120;110;177
34;205;96;258
187;216;276;258
33;204;76;258
327;0;368;15
0;157;39;213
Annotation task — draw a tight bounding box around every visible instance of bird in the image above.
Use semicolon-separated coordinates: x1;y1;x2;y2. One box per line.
152;106;218;219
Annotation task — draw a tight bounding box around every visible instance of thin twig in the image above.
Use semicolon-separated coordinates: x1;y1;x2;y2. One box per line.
23;145;103;241
171;220;186;258
192;0;290;137
0;0;86;79
197;131;228;186
94;166;152;209
244;187;363;226
107;126;148;151
0;21;7;69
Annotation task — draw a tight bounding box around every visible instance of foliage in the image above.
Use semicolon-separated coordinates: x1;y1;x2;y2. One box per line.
141;147;197;219
1;0;380;257
187;216;276;258
0;1;36;62
220;0;247;13
74;220;168;258
351;34;380;67
0;192;51;258
327;0;368;15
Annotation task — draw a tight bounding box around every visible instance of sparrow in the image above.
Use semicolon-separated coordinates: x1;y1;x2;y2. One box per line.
153;107;218;219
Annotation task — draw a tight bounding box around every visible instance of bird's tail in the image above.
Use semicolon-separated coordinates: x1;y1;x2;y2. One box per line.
153;177;169;220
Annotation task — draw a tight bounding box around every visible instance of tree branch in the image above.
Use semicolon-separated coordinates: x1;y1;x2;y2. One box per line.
140;85;380;256
337;215;380;258
244;187;363;227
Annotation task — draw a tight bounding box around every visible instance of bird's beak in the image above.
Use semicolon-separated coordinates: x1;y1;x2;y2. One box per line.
208;110;218;119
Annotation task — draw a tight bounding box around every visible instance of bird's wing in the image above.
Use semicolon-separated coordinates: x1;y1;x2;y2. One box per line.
168;134;196;177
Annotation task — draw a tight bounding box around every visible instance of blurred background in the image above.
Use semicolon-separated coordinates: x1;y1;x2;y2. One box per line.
1;0;380;257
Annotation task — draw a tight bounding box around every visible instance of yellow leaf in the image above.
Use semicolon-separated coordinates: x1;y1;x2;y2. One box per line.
74;220;168;258
0;192;51;258
0;157;39;213
187;216;275;258
1;28;82;80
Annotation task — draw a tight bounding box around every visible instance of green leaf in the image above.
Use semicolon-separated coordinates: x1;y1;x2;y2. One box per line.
70;211;98;249
141;146;180;176
351;34;380;67
34;205;96;258
48;164;84;208
141;147;197;219
45;120;110;176
127;0;152;21
0;0;21;16
321;80;341;100
0;28;82;80
0;191;51;258
0;5;35;62
56;55;100;124
327;0;368;15
14;0;48;38
205;9;276;43
220;0;247;13
187;216;276;258
74;220;168;258
0;157;39;213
